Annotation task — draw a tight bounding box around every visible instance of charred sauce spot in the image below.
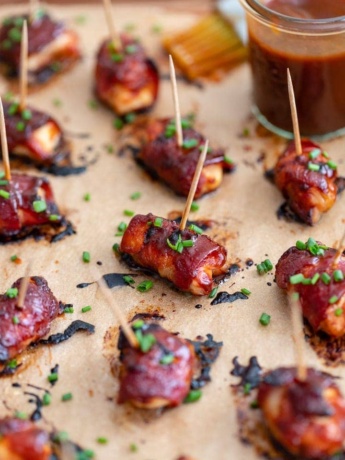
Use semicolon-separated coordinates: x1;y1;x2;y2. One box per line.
34;320;95;346
211;291;248;305
76;273;139;289
189;334;223;390
231;356;262;390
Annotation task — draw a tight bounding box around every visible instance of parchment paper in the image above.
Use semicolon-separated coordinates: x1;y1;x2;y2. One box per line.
0;3;345;460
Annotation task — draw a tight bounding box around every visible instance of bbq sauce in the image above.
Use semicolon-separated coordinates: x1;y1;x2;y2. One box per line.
247;0;345;137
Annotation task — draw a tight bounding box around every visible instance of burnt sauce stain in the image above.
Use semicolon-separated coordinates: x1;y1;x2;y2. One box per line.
130;312;165;322
277;202;304;224
304;322;345;367
34;320;95;346
211;290;248;305
336;176;345;194
0;362;22;377
76;273;139;289
24;391;44;421
189;334;223;390
0;219;75;245
41;164;87;176
214;264;240;286
231;356;262;389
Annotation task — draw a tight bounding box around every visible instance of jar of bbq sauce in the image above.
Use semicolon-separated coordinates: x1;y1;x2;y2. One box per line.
239;0;345;139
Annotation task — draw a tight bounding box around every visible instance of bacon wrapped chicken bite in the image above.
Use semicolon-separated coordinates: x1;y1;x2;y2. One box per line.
2;101;69;168
274;140;339;225
95;34;159;115
0;277;62;363
0;173;71;243
0;11;80;86
136;117;235;198
0;417;52;460
258;367;345;459
117;321;196;409
120;213;227;296
276;239;345;338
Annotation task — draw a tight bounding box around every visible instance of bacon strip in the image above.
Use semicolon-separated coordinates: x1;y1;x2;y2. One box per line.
0;13;80;85
276;244;345;337
95;35;159;115
0;173;67;242
117;323;195;408
0;277;62;362
274;140;338;225
120;213;227;295
137;118;235;198
258;367;345;459
0;417;52;460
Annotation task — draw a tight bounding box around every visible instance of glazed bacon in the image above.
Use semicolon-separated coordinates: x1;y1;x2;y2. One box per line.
117;322;195;408
137;118;235;198
274;139;338;225
276;241;345;337
3;101;69;166
0;277;62;362
0;417;52;460
258;367;345;459
120;213;227;296
0;12;80;85
0;173;67;243
95;34;159;115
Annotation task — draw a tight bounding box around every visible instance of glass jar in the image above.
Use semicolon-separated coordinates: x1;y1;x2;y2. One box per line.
239;0;345;139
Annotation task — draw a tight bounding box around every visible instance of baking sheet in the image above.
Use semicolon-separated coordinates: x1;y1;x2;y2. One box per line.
0;3;345;460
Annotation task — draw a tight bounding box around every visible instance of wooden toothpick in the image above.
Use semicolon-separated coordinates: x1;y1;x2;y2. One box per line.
0;97;11;181
102;0;121;51
333;229;345;268
17;261;33;309
169;55;183;147
20;20;28;112
287;69;302;156
179;140;209;231
92;269;139;348
289;292;307;381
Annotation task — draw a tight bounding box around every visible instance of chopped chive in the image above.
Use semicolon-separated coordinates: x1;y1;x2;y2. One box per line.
97;437;108;444
329;296;339;304
10;255;18;262
327;160;337;170
259;313;271;326
49;214;60;221
182;239;194;248
190;202;199;212
125;44;137;54
130;443;138;452
208;287;218;298
224;155;233;165
182;138;198;149
321;272;331;285
123;275;135;285
124;209;134;217
112;243;120;254
14;411;27;420
12;315;19;325
0;180;9;185
113;118;124;130
301;277;312;285
263;259;273;271
154;217;163;227
257;263;265;275
8;103;19;115
160;354;174;365
48;372;58;383
42;393;51;406
290;273;305;284
188;223;203;235
82;251;91;263
16;121;25;132
309;148;321;159
137;280;153;292
64;306;74;313
0;171;5;178
81;306;92;313
132;320;144;329
124;113;136;124
311;273;320;285
308;162;320;172
61;392;73;402
111;53;123;62
117;222;127;233
83;193;91;202
335;308;343;317
184;389;202;403
8;359;17;369
241;288;251;296
21;109;32;121
0;190;10;199
53;431;69;443
6;288;18;298
130;191;141;200
88;100;99;110
134;329;156;352
296;240;306;250
33;200;47;213
243;383;251;395
8;27;22;42
334;270;344;282
242;127;250;137
322;150;330;158
1;39;12;50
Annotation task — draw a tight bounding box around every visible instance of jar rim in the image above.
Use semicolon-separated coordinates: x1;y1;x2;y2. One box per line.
239;0;345;34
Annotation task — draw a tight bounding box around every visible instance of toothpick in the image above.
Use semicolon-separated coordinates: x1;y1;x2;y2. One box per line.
20;20;28;112
333;229;345;268
289;292;307;381
287;69;302;156
179;140;209;231
102;0;121;51
92;269;139;348
169;55;183;147
0;98;11;181
17;261;33;309
29;0;40;20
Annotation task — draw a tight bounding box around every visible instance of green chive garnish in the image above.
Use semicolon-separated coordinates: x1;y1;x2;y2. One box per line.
6;288;18;298
61;392;73;402
82;251;91;263
329;296;339;304
308;162;320;172
334;270;344;282
241;288;251;296
123;275;135;285
83;193;91;202
0;190;10;199
259;313;271;326
182;138;198;149
137;280;153;292
208;287;218;298
184;389;202;403
160;354;174;365
81;306;92;313
154;217;163;227
33;200;47;213
130;192;141;200
335;308;343;317
321;272;331;285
